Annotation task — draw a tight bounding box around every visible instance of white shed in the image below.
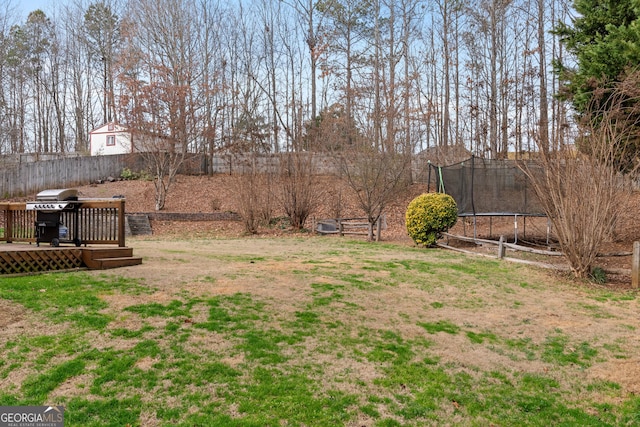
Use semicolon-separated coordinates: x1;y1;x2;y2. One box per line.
89;122;133;156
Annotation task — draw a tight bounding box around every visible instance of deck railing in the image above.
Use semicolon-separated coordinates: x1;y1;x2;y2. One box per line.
0;199;126;247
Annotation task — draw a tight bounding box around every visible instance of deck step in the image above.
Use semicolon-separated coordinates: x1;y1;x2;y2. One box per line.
82;247;133;259
81;247;142;270
91;256;143;269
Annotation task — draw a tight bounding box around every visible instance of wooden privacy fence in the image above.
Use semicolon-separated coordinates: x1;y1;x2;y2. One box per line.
0;199;126;247
0;155;138;197
1;152;433;199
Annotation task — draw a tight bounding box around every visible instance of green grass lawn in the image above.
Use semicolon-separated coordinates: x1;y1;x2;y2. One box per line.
0;237;638;426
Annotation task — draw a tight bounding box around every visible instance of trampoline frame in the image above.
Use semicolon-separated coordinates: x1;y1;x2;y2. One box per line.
457;212;550;245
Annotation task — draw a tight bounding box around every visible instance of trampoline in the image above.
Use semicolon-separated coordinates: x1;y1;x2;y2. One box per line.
428;156;550;243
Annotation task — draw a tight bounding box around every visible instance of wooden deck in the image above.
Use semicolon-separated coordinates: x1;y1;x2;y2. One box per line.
0;244;142;275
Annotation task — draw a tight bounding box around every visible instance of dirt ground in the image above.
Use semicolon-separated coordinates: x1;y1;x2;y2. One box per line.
71;174;640;287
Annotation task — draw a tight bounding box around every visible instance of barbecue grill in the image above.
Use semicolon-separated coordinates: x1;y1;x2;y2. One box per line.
27;189;81;247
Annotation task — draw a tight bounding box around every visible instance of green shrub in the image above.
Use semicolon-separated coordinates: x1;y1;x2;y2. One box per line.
120;167;138;180
120;168;152;181
405;193;457;247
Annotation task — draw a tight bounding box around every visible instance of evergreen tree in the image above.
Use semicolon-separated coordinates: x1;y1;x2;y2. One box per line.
556;0;640;112
556;0;640;171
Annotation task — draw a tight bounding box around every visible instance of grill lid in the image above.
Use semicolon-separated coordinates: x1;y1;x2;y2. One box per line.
27;188;79;211
36;188;78;202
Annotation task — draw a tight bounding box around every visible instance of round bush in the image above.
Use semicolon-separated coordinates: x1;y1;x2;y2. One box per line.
405;193;458;247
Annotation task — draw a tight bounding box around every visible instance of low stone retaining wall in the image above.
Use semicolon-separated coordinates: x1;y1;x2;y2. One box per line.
141;212;242;222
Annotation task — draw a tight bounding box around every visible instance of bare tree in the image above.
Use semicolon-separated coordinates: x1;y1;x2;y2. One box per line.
535;0;549;151
5;22;29;153
233;155;276;234
340;145;412;240
550;0;572;150
0;3;20;155
23;10;55;153
68;3;101;151
84;0;121;125
278;152;321;230
317;0;373;147
399;0;424;154
0;0;581;170
281;0;324;123
434;0;453;148
256;0;280;152
117;0;207;210
521;73;640;279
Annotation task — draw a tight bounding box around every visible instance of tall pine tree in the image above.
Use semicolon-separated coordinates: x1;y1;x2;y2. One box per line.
555;0;640;170
556;0;640;108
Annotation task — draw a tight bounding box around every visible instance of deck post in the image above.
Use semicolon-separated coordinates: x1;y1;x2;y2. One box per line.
118;199;126;247
2;204;12;243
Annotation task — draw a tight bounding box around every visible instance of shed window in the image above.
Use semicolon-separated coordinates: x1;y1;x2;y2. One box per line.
106;135;115;146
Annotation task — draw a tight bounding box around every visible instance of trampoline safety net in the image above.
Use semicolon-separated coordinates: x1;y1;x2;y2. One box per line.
429;156;545;217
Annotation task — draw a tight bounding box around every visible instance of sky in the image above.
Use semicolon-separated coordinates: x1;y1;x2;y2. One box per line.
15;0;55;20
